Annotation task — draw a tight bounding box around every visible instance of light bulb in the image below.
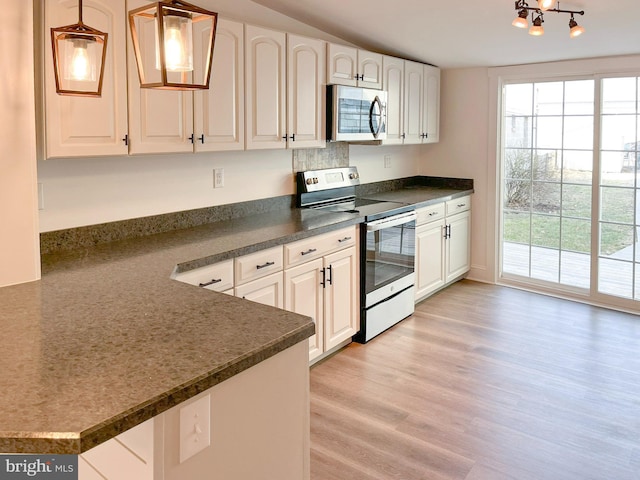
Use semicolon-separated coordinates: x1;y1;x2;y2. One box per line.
164;26;184;71
70;42;90;81
537;0;555;11
158;13;193;72
63;37;97;82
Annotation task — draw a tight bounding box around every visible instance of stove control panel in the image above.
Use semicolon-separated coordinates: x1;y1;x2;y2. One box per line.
297;166;360;193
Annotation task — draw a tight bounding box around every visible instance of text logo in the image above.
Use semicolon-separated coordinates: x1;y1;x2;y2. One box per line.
0;456;77;480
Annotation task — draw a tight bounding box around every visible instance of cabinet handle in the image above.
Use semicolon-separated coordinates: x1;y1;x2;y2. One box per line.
356;73;364;81
457;203;467;208
283;134;296;141
301;248;317;256
428;211;438;216
401;133;406;140
189;134;195;144
122;134;129;146
198;134;205;144
321;267;326;288
199;278;222;287
326;264;333;286
338;236;352;243
444;224;450;239
256;261;275;270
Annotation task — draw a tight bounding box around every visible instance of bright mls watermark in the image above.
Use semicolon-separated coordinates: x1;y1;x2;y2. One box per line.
0;455;77;480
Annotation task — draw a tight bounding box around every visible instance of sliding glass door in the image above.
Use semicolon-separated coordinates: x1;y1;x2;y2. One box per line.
501;79;594;291
501;75;640;307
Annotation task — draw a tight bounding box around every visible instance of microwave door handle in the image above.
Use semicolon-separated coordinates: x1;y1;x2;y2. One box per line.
369;96;383;139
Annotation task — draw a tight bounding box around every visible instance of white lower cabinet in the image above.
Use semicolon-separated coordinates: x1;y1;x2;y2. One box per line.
235;271;284;308
284;227;358;363
415;196;471;302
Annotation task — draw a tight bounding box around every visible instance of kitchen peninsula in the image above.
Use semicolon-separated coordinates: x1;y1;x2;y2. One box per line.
0;177;472;478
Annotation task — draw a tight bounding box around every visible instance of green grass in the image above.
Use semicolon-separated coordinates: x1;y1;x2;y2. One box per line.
504;171;637;255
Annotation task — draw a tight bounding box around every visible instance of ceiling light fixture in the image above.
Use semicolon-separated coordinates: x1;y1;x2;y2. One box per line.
128;0;218;90
50;0;108;96
513;0;585;38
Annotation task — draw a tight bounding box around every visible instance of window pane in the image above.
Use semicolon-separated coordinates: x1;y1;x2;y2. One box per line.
601;115;637;150
534;82;564;115
505;83;533;116
600;222;635;256
535;116;563;148
532;214;560;248
561;218;591;253
502;242;530;277
532;182;560;214
505;116;532;148
504;180;531;211
600;187;635;224
503;211;531;244
562;184;591;218
563;151;593;183
602;77;637;114
600;151;627;178
560;250;590;289
598;258;633;298
564;80;594;115
564;116;593;149
533;150;561;181
504;149;531;179
531;247;559;282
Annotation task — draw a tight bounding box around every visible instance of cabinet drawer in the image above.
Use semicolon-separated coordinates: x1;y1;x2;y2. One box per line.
416;203;445;225
284;226;356;268
446;195;471;216
235;246;283;285
173;259;234;292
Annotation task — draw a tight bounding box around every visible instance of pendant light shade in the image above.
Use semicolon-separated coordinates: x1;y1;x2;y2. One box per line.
528;14;545;36
569;15;585;38
512;8;529;28
128;0;218;90
51;0;108;96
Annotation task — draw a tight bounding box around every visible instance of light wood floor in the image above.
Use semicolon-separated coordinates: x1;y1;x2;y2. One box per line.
309;280;640;480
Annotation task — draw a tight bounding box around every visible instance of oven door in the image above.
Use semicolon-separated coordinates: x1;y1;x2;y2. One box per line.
364;211;416;307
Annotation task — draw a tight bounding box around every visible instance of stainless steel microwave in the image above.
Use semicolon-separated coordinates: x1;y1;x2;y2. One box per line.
326;84;387;142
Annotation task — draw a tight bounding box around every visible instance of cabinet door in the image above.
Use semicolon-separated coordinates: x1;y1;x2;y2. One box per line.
382;55;405;145
126;0;193;155
416;220;445;300
194;18;244;152
44;0;128;158
446;210;471;283
324;246;358;351
422;65;440;143
284;259;324;362
287;34;325;149
245;25;286;150
326;43;357;86
403;60;423;145
235;272;284;308
357;51;383;89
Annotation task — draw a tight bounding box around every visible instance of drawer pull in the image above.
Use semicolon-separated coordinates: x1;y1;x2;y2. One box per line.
301;248;317;256
338;236;352;243
256;261;275;270
428;212;438;216
199;278;222;287
457;203;466;208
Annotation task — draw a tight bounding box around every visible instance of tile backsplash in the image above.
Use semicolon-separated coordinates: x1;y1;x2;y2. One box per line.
292;142;349;172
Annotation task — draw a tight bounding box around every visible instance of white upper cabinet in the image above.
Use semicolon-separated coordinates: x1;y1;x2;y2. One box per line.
382;55;405;145
286;34;326;149
245;24;287;150
422;64;441;143
43;0;128;158
327;43;382;89
194;18;245;152
245;26;326;150
403;60;424;144
126;0;193;155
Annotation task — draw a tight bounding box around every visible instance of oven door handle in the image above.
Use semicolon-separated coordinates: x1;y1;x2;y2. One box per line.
365;211;417;231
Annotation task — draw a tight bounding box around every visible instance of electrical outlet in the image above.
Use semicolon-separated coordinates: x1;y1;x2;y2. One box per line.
384;155;391;168
179;394;211;463
214;168;225;188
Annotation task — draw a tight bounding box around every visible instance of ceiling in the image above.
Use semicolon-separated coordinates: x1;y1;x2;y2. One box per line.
250;0;640;69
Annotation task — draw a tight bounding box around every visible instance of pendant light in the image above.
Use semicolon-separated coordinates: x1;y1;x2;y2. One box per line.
569;14;585;38
537;0;556;11
512;8;529;29
529;14;545;36
513;0;585;39
51;0;108;96
129;0;218;90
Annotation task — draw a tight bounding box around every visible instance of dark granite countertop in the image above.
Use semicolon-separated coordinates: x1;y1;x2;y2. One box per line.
361;186;473;209
0;180;472;455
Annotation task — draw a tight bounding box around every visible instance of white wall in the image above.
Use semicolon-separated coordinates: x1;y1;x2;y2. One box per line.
0;1;40;287
420;68;494;284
